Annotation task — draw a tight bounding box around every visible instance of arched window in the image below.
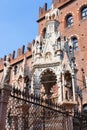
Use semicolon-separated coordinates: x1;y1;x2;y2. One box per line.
18;75;22;83
42;28;46;38
83;104;87;113
71;37;78;51
66;14;73;27
81;6;87;19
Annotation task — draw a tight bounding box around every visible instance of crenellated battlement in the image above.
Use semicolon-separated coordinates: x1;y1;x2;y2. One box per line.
52;0;60;4
37;0;71;23
0;41;33;70
52;0;73;8
53;0;69;4
39;3;48;18
39;0;69;18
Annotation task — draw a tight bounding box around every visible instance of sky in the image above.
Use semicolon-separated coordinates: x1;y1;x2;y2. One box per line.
0;0;52;58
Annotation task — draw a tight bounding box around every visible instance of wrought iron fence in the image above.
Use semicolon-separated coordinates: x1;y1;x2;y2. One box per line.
5;87;69;130
73;112;87;130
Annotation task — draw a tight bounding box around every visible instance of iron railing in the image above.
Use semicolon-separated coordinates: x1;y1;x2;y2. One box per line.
5;87;68;130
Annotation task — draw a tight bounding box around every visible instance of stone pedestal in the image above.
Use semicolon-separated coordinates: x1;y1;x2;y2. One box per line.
0;83;11;130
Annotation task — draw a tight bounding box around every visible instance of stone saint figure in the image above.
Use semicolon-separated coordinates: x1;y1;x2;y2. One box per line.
2;57;11;84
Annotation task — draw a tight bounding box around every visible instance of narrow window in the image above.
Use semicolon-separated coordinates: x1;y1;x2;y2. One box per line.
14;66;18;75
66;14;73;27
81;7;87;19
42;28;46;38
71;37;78;51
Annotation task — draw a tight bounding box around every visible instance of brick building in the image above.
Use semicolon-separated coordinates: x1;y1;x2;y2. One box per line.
37;0;87;108
0;0;87;130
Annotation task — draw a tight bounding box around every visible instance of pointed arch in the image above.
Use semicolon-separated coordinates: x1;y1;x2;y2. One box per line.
24;75;29;83
40;68;57;96
18;75;22;82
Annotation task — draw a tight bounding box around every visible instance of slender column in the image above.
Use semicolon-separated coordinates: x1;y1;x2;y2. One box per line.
62;71;65;101
72;74;75;101
57;74;62;103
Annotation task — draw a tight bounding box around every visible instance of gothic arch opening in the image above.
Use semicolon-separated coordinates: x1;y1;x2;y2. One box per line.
64;70;72;88
18;75;22;82
40;69;57;98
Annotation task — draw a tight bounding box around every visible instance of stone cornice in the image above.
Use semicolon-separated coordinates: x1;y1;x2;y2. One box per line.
33;62;60;69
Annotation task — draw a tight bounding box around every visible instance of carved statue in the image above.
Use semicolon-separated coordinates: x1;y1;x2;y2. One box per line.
2;56;11;84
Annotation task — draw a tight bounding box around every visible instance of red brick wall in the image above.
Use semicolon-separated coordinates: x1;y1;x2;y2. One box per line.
58;0;87;89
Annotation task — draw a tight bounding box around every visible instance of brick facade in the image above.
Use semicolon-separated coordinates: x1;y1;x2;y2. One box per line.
0;0;87;122
37;0;87;106
0;0;87;129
